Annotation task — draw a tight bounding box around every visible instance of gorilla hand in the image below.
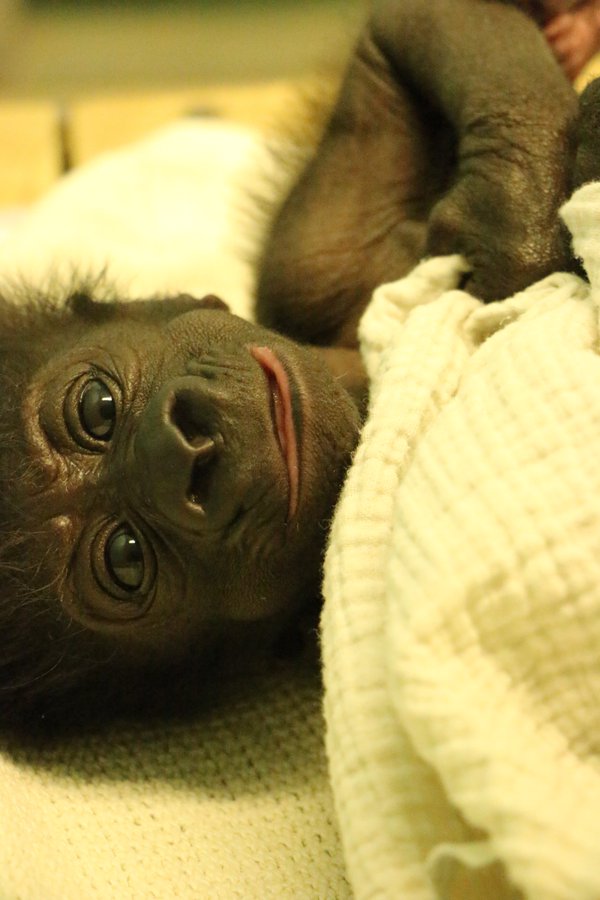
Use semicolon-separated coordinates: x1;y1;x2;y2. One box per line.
370;0;578;300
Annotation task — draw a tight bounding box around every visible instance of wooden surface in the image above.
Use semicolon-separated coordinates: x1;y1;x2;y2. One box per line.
0;99;62;204
0;80;311;205
67;81;310;165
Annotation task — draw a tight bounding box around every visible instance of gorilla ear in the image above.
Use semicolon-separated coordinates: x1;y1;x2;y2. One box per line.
67;291;117;323
157;293;231;317
179;293;230;312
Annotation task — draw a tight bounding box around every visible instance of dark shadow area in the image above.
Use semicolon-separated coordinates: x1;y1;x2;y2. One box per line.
0;652;327;798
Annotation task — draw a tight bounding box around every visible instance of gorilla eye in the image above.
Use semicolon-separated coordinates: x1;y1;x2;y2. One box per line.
78;378;116;440
104;525;145;592
87;521;155;614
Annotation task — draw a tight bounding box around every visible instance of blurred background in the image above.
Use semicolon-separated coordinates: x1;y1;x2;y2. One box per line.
0;0;365;99
0;0;367;205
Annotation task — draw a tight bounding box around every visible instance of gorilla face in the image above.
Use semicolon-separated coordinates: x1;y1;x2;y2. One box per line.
4;291;359;718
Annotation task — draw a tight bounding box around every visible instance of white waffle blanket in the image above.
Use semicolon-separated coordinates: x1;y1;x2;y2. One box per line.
322;184;600;899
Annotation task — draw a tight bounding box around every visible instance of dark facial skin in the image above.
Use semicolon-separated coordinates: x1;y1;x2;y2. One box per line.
18;294;360;676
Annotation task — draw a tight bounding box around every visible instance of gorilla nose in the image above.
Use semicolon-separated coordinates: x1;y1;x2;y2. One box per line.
134;379;223;529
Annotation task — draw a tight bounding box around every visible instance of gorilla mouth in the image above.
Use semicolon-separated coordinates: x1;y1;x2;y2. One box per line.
249;345;300;520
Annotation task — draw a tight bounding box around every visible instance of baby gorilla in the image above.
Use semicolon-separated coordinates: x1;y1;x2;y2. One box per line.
0;0;587;727
0;291;359;726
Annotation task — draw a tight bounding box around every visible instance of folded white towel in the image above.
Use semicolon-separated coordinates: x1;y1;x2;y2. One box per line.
322;183;600;899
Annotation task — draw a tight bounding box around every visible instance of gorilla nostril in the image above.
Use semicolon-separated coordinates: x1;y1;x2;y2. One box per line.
170;391;212;447
169;390;218;510
187;433;216;456
188;450;214;509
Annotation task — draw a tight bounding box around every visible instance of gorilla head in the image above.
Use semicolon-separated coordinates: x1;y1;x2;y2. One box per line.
0;289;360;728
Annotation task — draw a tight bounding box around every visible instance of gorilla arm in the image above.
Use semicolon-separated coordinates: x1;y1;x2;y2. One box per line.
256;0;578;354
379;0;578;299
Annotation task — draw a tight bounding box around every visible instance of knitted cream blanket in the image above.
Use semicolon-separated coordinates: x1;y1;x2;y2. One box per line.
322;185;600;900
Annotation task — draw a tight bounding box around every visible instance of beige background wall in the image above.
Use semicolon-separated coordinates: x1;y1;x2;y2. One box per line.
0;1;365;100
0;1;366;204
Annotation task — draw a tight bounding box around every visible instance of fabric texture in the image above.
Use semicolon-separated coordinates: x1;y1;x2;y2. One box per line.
322;183;600;900
2;112;600;900
0;120;350;900
0;665;349;900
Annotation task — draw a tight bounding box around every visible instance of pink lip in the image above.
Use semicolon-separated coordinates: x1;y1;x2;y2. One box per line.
249;345;299;520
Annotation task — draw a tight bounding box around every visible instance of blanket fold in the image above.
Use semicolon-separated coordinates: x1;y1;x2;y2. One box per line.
323;185;600;900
